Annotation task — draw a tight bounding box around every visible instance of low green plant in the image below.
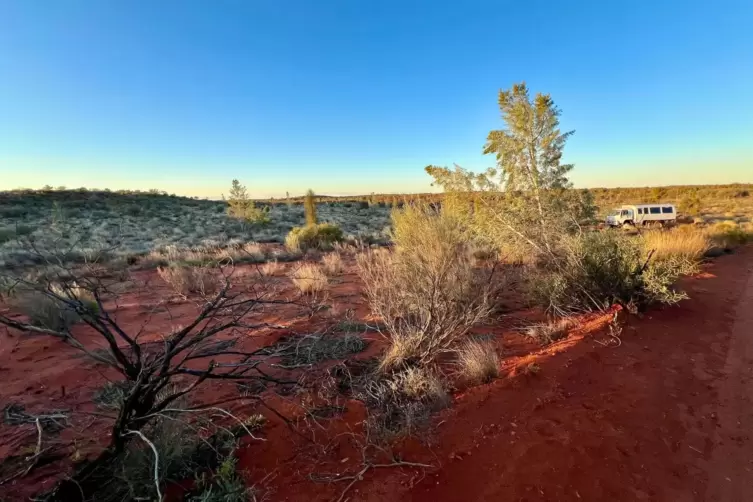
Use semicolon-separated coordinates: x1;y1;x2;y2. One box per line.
530;231;687;314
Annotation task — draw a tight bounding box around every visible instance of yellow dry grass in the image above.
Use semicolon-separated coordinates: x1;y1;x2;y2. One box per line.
289;263;328;294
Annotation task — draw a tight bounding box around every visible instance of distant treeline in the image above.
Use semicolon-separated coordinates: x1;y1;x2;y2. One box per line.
1;183;750;214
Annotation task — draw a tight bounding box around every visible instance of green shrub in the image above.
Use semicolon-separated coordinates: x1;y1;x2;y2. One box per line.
284;223;343;251
530;231;687;314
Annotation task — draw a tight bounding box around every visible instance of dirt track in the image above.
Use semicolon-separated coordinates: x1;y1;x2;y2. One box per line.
392;248;753;502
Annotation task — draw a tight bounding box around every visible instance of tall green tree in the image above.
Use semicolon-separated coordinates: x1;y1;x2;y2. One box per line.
426;82;594;257
484;83;574;192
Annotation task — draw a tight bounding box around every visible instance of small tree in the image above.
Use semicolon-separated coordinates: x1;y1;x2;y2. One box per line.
426;82;595;260
226;179;269;225
304;189;317;226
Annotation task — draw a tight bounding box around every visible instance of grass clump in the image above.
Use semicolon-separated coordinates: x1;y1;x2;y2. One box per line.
289;263;328;294
456;340;499;384
321;252;343;276
258;259;283;276
157;264;219;296
642;227;709;274
360;366;449;440
285;223;344;252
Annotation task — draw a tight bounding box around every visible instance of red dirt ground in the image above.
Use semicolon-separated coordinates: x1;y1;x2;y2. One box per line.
2;248;753;501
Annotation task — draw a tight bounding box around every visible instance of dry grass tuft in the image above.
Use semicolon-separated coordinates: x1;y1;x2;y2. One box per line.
456;340;499;384
525;317;577;344
258;260;283;277
642;227;709;271
360;366;449;440
289;263;328;294
157;265;219;296
321;252;343;276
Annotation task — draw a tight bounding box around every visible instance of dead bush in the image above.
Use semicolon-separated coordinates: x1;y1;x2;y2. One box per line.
321;252;343;276
157;264;219;296
358;204;499;369
525;317;577;344
456;340;499;384
289;263;328;294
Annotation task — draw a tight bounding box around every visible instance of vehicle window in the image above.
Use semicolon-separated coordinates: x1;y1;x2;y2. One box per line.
661;207;673;214
650;207;661;214
638;208;643;214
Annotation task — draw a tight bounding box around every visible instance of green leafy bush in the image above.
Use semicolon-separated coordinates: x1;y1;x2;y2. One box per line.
530;231;687;314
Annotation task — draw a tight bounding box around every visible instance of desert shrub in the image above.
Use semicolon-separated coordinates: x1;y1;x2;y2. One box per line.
289;263;328;294
14;291;81;331
285;223;344;252
679;192;703;216
456;340;499;384
642;227;709;274
360;366;449;440
321;252;343;276
525;317;577;344
707;221;753;249
157;265;220;296
267;333;367;366
358;204;498;369
530;231;687;314
11;283;98;331
77;414;251;502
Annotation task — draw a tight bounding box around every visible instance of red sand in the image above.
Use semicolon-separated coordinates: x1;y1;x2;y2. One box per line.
2;248;753;501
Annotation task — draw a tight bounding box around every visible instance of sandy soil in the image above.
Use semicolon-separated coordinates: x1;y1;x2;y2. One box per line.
1;248;752;501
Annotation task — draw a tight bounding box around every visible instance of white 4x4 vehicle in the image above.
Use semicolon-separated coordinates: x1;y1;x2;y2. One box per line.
605;204;677;227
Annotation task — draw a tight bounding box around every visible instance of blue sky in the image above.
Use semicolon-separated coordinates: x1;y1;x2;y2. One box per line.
1;0;751;198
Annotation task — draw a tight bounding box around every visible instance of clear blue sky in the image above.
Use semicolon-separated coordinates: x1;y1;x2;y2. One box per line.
1;0;751;198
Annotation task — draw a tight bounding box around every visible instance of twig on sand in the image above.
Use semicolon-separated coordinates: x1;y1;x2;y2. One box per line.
331;460;433;502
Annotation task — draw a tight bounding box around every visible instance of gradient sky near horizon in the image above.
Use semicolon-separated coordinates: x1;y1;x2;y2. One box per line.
1;1;752;198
